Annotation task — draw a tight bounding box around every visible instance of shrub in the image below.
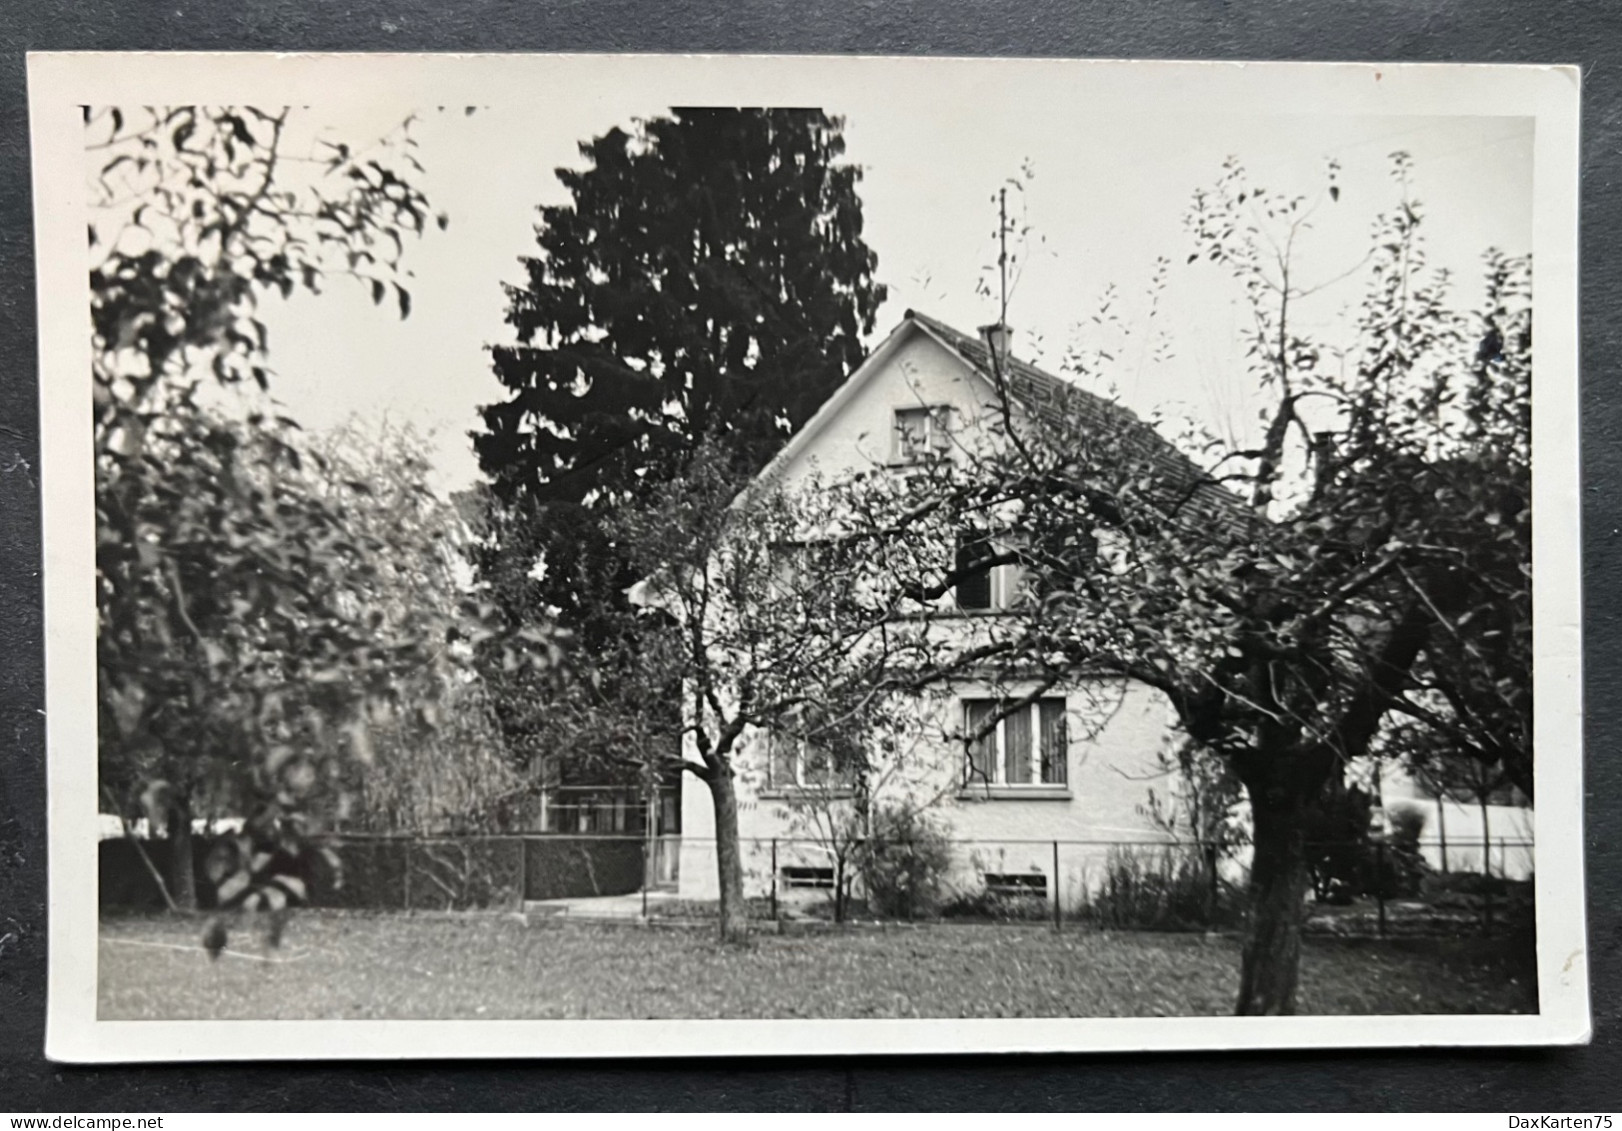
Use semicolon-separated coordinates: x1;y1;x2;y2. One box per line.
1076;844;1240;931
1306;790;1435;903
1377;803;1431;899
1305;786;1376;903
856;806;955;919
1387;802;1428;842
938;888;1051;922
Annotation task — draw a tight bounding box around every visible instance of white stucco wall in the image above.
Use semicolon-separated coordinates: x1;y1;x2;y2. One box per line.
675;678;1181;905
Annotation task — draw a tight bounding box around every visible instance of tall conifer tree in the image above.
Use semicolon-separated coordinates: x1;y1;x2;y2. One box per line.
475;108;886;651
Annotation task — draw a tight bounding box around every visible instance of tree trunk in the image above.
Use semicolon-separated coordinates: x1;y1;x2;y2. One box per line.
1236;795;1311;1015
1203;841;1220;924
709;770;749;944
167;795;198;912
834;855;847;924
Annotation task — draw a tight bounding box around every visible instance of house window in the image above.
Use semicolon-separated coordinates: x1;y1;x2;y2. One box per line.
765;715;856;791
893;405;952;463
954;529;1024;611
984;872;1048;899
769;542;807;599
963;698;1069;788
782;865;836;889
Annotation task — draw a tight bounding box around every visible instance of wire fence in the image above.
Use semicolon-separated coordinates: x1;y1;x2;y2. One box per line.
705;832;1534;938
101;829;1534;938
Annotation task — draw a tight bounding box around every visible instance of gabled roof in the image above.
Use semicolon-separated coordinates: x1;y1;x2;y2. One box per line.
753;309;1246;529
901;311;1250;526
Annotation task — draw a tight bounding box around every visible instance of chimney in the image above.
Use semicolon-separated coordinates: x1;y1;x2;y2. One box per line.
979;323;1012;372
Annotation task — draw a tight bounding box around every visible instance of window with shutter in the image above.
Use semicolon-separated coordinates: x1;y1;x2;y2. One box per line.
1024;525;1098;600
955;526;1036;611
767;728;799;791
769;543;804;599
802;742;835;787
769;539;854;616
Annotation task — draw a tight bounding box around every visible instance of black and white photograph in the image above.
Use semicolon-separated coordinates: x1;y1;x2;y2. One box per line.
30;53;1584;1059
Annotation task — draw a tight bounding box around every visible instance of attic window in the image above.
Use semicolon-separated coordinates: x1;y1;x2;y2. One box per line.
893;405;952;463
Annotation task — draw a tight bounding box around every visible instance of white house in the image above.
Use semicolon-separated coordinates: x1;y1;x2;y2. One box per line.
671;310;1533;905
672;311;1213;907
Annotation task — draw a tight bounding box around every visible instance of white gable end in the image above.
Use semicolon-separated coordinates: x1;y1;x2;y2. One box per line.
759;320;1013;493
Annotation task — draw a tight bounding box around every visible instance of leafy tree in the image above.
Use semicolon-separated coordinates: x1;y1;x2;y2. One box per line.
90;106;555;932
1122;159;1525;1011
831;153;1530;1013
1377;249;1533;802
301;421;535;835
91;105;444;914
472;107;887;664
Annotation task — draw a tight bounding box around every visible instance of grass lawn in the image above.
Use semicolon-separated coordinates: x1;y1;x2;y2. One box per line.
98;911;1534;1020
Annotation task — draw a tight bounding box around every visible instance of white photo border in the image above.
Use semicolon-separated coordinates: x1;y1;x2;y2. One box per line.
31;51;1587;1062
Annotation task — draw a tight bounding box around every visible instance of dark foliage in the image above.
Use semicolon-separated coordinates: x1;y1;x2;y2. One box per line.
1077;844;1244;931
1307;790;1430;903
90;106;565;930
98;834;643;912
472;107;886;657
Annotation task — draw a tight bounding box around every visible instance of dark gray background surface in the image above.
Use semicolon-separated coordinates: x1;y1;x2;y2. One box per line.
0;0;1616;1111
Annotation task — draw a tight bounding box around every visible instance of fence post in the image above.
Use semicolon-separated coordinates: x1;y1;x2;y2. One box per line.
1375;838;1387;938
516;836;527;911
641;836;649;920
403;841;413;913
770;838;779;927
1052;841;1062;932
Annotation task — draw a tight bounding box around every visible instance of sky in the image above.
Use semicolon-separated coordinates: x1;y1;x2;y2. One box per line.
249;97;1533;496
